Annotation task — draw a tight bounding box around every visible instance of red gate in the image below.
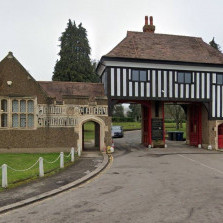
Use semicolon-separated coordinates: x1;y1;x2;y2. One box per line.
218;124;223;149
189;104;202;146
142;102;152;146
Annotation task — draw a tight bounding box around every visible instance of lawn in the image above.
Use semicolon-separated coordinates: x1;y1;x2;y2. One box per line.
165;122;186;138
112;122;141;130
83;121;187;137
0;152;75;190
113;121;187;138
84;122;95;141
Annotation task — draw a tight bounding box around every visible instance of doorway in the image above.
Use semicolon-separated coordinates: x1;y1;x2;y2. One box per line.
82;121;100;151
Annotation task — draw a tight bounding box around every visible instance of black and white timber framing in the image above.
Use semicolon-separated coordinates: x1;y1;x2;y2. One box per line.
98;59;223;119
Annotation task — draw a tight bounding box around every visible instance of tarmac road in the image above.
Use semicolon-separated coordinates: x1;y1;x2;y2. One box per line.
1;130;223;223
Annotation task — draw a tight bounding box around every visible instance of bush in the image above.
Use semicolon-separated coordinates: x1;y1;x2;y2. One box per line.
112;117;135;122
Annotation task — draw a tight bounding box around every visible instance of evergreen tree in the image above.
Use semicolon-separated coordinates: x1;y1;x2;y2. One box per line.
52;20;99;82
127;104;141;122
209;37;221;52
113;104;125;118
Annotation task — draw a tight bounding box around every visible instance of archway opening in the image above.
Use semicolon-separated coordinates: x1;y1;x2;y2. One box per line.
112;102;142;147
82;121;100;151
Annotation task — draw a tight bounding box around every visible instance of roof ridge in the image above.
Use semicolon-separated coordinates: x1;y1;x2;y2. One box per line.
38;81;103;85
127;31;202;39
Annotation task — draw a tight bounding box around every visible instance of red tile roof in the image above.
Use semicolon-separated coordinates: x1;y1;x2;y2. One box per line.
38;81;105;101
104;31;223;64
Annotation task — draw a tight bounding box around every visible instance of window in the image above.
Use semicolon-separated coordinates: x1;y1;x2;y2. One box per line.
177;72;192;83
0;98;35;129
217;73;223;84
132;70;147;81
0;99;8;127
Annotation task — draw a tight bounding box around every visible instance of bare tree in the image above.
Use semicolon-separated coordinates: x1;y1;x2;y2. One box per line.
165;104;185;129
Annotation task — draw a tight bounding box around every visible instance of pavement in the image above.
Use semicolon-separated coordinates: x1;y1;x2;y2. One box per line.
0;151;110;214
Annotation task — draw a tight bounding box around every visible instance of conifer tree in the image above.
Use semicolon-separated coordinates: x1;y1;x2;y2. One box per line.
52;19;99;82
209;37;221;52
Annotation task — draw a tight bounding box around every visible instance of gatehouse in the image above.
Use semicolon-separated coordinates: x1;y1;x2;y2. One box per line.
97;16;223;150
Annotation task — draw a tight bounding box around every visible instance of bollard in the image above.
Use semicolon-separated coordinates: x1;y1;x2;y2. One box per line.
78;145;81;157
208;145;212;150
2;164;8;188
39;157;44;177
71;147;75;162
198;144;202;149
60;152;64;168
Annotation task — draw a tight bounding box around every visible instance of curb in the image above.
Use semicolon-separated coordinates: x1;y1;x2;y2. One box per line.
0;153;110;214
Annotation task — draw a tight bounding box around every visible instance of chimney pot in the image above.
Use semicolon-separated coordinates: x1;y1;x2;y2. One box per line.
143;15;155;33
150;16;153;25
145;16;148;25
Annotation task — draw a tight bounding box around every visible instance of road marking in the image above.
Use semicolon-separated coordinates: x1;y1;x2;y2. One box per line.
178;154;223;175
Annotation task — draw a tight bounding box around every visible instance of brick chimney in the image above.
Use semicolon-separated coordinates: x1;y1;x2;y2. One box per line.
143;16;155;33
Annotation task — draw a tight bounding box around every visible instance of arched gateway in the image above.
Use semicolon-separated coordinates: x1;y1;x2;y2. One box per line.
97;16;223;150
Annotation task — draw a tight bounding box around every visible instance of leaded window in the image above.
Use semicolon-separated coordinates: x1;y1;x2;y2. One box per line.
12;100;19;112
1;114;7;127
0;99;8;127
0;98;35;129
20;100;26;113
11;99;35;128
12;114;18;127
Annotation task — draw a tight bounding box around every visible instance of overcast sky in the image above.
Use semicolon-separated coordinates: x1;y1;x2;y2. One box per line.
0;0;222;81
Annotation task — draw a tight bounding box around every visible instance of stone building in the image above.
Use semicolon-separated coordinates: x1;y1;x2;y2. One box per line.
97;16;223;150
0;52;111;153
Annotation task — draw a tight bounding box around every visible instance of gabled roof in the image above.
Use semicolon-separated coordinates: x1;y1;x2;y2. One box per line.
104;31;223;65
38;81;105;102
0;52;50;100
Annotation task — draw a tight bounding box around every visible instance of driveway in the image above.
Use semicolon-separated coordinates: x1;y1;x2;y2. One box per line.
1;130;223;223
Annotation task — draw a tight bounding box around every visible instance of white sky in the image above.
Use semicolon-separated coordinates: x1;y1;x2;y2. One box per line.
0;0;222;81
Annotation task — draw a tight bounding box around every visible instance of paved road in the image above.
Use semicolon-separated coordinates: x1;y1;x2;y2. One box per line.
1;130;223;223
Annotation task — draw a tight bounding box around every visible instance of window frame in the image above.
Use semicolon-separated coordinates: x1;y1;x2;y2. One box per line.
0;99;8;128
216;73;223;85
177;72;192;84
0;97;36;130
131;69;148;82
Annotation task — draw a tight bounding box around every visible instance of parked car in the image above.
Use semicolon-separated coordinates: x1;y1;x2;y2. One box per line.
112;126;124;138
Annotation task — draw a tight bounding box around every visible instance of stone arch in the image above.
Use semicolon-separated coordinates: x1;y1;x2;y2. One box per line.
75;115;107;152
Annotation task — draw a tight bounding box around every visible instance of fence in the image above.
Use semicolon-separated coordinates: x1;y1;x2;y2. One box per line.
1;145;82;188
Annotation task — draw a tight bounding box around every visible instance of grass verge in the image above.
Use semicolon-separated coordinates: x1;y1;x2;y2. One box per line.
0;153;76;191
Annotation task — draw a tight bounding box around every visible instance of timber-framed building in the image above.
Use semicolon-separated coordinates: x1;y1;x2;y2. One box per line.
97;16;223;150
